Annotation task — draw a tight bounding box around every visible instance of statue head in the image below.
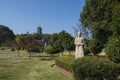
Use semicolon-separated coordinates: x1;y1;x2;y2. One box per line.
78;31;81;37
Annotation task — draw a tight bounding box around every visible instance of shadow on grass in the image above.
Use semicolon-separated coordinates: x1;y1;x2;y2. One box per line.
40;57;55;61
31;54;57;61
39;55;56;61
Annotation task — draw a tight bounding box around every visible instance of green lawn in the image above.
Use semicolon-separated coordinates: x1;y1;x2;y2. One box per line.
0;49;73;80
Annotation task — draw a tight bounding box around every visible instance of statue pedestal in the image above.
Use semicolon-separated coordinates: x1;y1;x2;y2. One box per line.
75;47;84;58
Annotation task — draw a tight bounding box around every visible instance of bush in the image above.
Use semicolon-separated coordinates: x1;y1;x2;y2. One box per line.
44;46;59;54
105;36;120;63
55;57;74;72
71;56;120;80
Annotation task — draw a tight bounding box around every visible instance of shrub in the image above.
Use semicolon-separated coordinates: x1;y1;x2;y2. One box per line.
55;57;74;72
105;36;120;63
71;56;120;80
45;46;59;54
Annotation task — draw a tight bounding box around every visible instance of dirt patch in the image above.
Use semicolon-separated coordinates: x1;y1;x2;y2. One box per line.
52;64;73;79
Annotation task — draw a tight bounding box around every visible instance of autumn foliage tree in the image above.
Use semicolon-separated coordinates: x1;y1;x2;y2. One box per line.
15;36;25;49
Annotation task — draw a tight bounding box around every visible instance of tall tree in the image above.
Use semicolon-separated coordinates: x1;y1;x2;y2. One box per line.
0;25;15;46
105;1;120;63
50;33;59;50
80;0;120;53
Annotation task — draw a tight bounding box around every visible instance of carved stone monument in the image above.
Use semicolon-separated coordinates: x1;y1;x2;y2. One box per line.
74;32;84;58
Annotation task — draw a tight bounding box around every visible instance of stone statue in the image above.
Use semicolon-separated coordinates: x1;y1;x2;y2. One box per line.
74;32;84;58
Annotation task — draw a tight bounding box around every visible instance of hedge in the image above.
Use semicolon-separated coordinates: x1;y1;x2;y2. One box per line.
71;56;120;80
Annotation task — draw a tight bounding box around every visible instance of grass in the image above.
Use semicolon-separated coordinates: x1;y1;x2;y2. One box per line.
0;49;73;80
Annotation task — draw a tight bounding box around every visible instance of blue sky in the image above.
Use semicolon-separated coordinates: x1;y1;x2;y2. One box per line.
0;0;85;36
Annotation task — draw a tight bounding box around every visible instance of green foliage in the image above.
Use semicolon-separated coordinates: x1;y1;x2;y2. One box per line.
42;34;51;40
44;46;59;54
84;47;90;55
32;33;42;40
105;36;120;63
55;57;74;72
80;0;120;53
50;33;58;49
72;56;120;80
110;2;120;36
89;39;102;54
50;30;74;52
16;33;39;45
27;47;40;52
0;25;15;46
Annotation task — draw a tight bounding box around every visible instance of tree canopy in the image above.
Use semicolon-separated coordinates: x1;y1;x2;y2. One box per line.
0;25;15;46
50;30;74;52
15;33;44;49
80;0;120;53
